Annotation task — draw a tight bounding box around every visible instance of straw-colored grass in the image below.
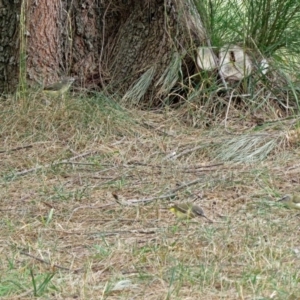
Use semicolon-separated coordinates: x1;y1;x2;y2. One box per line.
0;91;300;299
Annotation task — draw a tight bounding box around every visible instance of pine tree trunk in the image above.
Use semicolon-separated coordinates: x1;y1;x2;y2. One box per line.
103;0;207;104
26;0;73;86
1;0;207;103
26;0;104;87
0;0;22;93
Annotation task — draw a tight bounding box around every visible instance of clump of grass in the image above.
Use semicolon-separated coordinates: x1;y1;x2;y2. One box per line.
181;0;300;126
121;66;156;106
1;89;300;298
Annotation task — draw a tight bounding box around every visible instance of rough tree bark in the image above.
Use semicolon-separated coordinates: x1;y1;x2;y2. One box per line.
0;0;22;93
1;0;207;103
26;0;75;86
103;0;207;104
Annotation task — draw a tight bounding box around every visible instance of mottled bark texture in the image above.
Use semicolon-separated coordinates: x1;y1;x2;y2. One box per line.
27;0;103;87
1;0;207;102
104;0;207;103
26;0;72;86
0;0;22;93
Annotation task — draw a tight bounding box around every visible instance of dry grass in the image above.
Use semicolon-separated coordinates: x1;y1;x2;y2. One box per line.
0;92;300;299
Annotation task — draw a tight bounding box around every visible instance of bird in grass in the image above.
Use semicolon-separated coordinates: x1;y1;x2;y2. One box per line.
43;77;75;96
169;203;213;222
278;194;300;210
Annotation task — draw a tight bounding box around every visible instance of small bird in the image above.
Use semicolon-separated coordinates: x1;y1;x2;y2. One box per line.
278;194;300;210
169;203;213;222
43;77;75;96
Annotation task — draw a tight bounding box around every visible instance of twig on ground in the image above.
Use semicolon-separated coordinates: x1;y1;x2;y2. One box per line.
12;151;97;177
123;193;178;204
0;145;33;153
20;251;82;272
141;121;176;137
168;144;210;160
68;203;115;221
117;177;206;205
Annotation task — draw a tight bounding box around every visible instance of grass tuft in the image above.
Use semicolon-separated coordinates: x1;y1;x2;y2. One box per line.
1;90;300;298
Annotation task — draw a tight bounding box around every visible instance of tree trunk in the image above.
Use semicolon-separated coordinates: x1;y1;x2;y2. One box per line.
0;0;22;93
1;0;207;103
26;0;73;86
104;0;207;104
27;0;104;87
